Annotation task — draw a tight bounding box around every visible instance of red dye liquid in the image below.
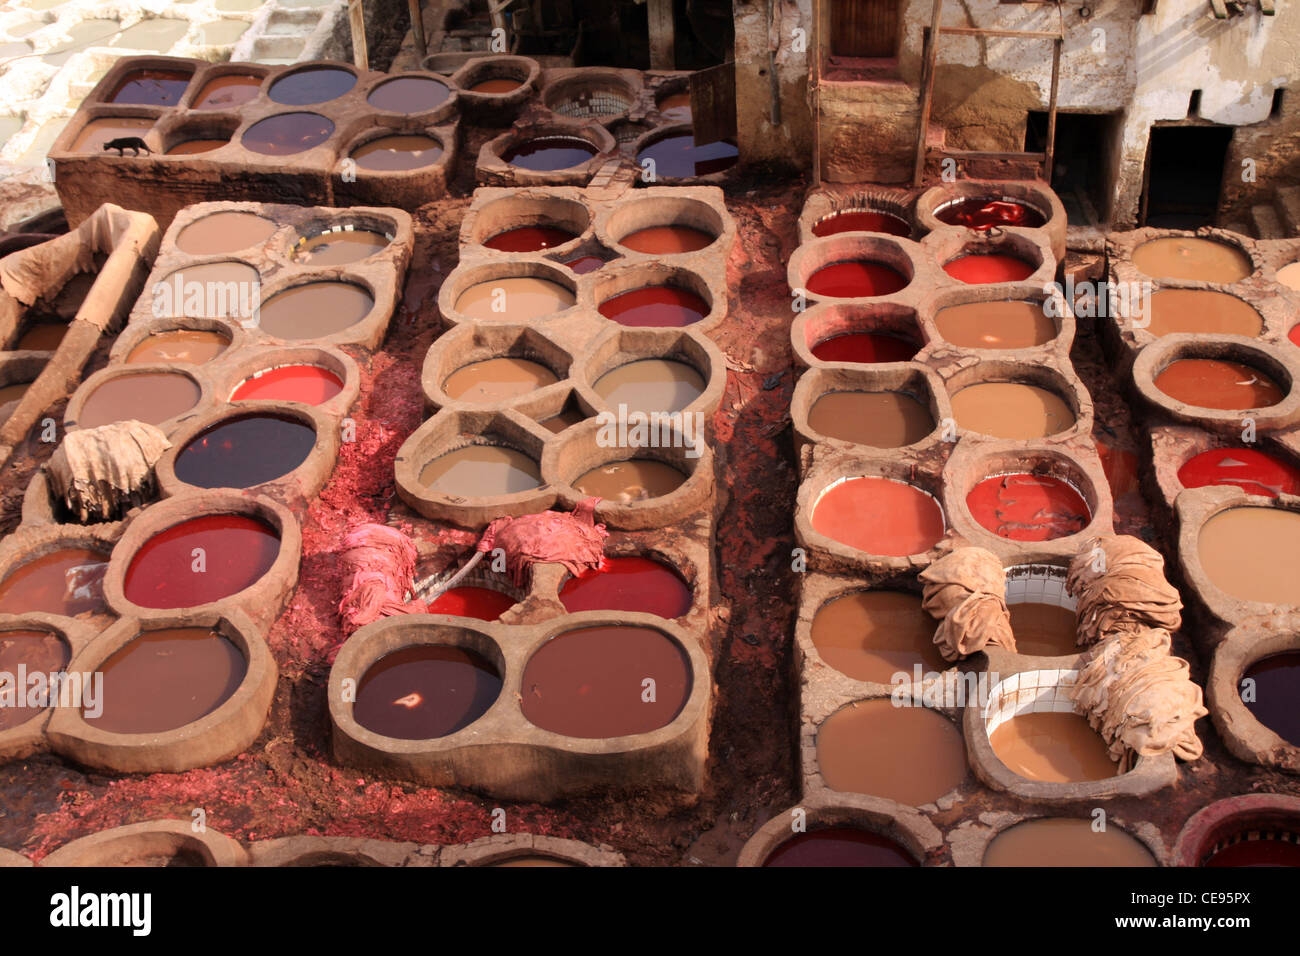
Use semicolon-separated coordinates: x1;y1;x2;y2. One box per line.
1154;359;1285;410
559;556;692;618
1204;834;1300;867
426;586;516;621
598;287;709;327
1179;448;1300;498
483;226;577;252
805;262;907;298
1290;324;1300;348
763;828;918;867
812;211;911;238
967;473;1090;541
943;253;1035;284
812;477;945;556
231;364;344;405
811;332;917;363
935;198;1046;230
124;515;280;609
564;255;605;274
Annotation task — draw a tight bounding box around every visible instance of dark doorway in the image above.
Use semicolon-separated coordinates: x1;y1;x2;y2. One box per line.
1025;111;1119;226
1140;124;1233;228
831;0;902;58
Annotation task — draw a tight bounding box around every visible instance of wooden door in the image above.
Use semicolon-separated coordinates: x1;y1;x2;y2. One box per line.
831;0;900;58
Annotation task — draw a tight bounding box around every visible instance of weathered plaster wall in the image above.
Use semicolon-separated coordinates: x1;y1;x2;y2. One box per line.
732;0;815;169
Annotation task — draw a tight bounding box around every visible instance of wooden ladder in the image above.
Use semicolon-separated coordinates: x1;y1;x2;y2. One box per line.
911;0;1065;186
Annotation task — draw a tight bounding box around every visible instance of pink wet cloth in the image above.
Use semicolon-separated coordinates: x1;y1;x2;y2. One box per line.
338;523;426;631
477;498;609;587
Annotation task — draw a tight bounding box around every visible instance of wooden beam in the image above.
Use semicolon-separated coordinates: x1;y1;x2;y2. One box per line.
938;25;1062;39
912;0;946;186
648;0;675;70
1043;36;1062;183
408;0;426;62
348;0;368;71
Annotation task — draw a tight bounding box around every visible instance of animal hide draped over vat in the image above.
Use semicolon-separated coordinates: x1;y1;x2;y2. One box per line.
919;546;1017;661
45;420;170;523
1066;534;1183;645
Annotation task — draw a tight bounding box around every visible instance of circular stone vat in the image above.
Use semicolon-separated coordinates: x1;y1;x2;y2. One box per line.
1198;507;1300;606
1143;290;1262;337
268;67;356;106
573;459;686;503
166;137;228;155
74;371;200;428
967;472;1091;542
805;261;907;298
175;211;276;255
1132;236;1251;283
1179;448;1300;498
157;261;260;322
109;69;190;106
72;117;155;152
808;390;934;448
951;381;1074;439
242;112;334;156
470;78;525;94
483;226;577;252
366;76;450;113
989;709;1116;782
258;281;373;339
420;444;541;496
350;134;443;172
0;629;69;730
763;828;918;867
1241;651;1300;747
810;589;945;683
597;286;709;328
426;587;516;621
559;555;691;618
123;514;280;609
443;357;558;403
502;136;597;171
817;699;966;805
126;329;231;365
543;75;634;119
934;196;1046;230
521;625;690;738
0;548;107;616
935;300;1056;349
353;644;501;739
619;225;714;254
292;227;390;264
472;194;589;248
1200;822;1300;866
231;365;343;405
87;627;245;734
1154;358;1284;410
192;73;263;110
943;252;1035;284
604;195;723;254
636;132;737;178
812;476;944;557
593;359;704;414
983;819;1155;866
656;90;691;121
454;275;575;321
173;412;316;488
1005;565;1078;657
813;209;911;238
490;856;577;867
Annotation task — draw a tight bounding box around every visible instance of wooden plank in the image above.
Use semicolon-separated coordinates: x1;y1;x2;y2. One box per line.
348;0;368;71
832;0;901;58
1043;37;1062;182
912;0;946;186
936;149;1046;160
690;63;737;143
407;0;426;62
648;0;676;70
938;25;1062;38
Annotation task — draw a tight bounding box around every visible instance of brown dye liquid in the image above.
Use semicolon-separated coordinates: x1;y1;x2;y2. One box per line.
1007;603;1079;657
491;856;576;867
1198;507;1300;605
989;711;1117;782
1145;290;1263;337
0;629;69;731
165;138;227;155
175;211;276;255
76;372;200;428
951;382;1074;439
351;134;443;171
1277;262;1300;290
807;391;934;447
258;282;373;339
454;277;575;321
984;818;1156;867
0;548;107;616
1132;236;1251;283
810;590;945;683
592;359;704;414
419;445;541;496
574;459;685;503
366;76;450;113
469;78;524;93
192;73;262;110
657;91;691;121
442;357;558;402
934;300;1056;349
241;112;334;156
88;627;245;734
817;699;967;805
1154;359;1284;410
353;645;501;740
14;321;67;351
618;225;714;254
293;230;388;265
126;330;229;365
109;70;190;106
73;117;154;152
268;67;356;105
540;407;585;433
0;383;30;408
